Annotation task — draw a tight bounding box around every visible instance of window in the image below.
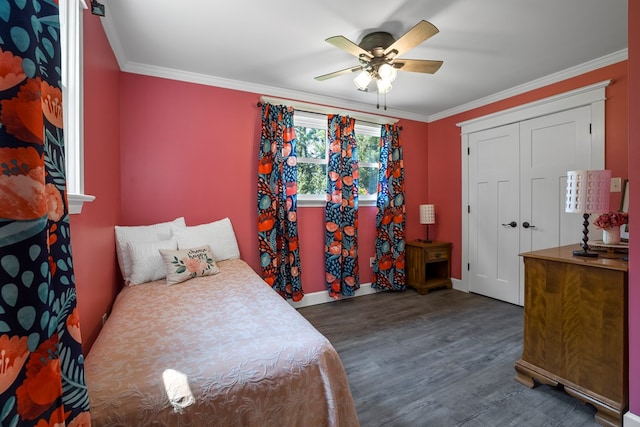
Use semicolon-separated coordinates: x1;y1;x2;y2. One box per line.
294;111;380;207
354;123;382;203
60;0;94;214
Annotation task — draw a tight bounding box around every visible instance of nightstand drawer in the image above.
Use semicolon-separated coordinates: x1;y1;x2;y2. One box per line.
427;250;448;261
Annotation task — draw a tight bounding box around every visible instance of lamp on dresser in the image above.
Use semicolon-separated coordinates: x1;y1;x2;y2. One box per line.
419;204;435;243
565;169;611;257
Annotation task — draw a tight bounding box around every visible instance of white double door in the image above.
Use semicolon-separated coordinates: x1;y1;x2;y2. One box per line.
468;105;598;305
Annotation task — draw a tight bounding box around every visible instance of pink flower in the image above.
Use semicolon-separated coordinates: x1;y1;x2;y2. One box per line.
183;257;201;273
0;335;30;394
45;183;64;221
0;48;27;91
41;80;63;128
0;147;46;220
16;336;62;420
593;211;629;229
1;78;44;144
66;308;82;344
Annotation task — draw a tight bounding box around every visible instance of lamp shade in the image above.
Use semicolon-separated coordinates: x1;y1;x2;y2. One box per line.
419;204;435;225
565;170;611;214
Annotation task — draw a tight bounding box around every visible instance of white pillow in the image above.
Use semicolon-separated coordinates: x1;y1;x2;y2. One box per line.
115;217;186;283
171;217;240;261
127;239;178;285
159;245;220;286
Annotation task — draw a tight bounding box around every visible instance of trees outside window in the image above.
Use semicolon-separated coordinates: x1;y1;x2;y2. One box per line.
295;112;379;206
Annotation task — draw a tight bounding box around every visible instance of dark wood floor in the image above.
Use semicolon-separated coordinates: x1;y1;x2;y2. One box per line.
298;288;599;427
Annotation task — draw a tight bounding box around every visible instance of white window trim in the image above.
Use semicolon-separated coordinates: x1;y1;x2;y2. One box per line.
61;0;95;214
295;112;329;207
354;122;382;207
293;111;381;207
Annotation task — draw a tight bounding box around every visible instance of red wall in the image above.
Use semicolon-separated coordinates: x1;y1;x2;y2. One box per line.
74;12;639;420
627;0;639;416
427;62;629;279
118;73;430;294
69;11;121;352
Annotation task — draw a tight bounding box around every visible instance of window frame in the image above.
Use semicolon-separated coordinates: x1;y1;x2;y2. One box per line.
295;112;328;207
354;122;382;205
60;0;95;214
294;112;380;208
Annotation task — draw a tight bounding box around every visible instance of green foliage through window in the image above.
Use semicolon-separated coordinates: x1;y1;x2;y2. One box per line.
294;112;380;203
355;132;380;197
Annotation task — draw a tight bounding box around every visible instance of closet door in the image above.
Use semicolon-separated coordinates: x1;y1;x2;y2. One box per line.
468;124;520;304
468;105;595;305
518;105;593;304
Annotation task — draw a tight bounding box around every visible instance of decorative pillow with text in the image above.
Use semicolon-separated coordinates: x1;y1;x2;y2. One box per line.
159;245;220;286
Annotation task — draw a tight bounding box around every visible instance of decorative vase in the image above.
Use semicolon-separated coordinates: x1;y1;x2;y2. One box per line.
602;227;621;245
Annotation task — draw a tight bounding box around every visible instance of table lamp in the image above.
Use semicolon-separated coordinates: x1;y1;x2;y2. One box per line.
565;169;611;257
419;204;435;243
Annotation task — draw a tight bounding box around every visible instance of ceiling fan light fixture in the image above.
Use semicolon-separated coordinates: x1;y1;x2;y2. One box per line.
354;70;372;91
376;78;392;94
377;63;397;82
319;20;442;105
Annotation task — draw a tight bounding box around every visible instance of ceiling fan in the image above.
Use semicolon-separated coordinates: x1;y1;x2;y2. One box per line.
315;20;443;95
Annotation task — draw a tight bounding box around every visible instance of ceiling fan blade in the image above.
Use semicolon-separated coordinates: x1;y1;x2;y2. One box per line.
314;65;363;81
394;59;443;74
326;36;373;59
383;20;439;57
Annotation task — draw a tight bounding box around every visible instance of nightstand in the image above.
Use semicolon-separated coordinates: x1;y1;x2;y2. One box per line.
405;240;452;294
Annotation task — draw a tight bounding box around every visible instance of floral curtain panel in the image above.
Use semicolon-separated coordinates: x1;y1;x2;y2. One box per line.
325;114;359;298
372;124;406;291
0;1;90;425
257;103;303;301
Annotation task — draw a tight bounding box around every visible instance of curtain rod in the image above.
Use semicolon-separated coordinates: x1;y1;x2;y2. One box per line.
257;97;401;129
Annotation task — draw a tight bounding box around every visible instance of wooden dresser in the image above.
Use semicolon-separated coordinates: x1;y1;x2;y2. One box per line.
405;240;452;294
515;245;628;427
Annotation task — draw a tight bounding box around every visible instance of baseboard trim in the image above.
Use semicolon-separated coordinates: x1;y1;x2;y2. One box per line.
288;278;466;309
625;411;640;427
287;282;380;309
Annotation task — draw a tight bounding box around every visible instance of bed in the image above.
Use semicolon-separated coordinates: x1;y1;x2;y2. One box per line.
85;218;359;426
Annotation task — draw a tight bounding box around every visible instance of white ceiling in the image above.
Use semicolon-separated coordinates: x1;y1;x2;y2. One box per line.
98;0;628;122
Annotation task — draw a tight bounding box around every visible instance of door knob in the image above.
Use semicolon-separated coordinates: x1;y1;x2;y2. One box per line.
502;221;517;228
522;222;536;229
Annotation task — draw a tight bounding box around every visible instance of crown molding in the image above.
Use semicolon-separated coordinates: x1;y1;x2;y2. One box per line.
99;10;627;124
122;60;431;122
428;49;628;122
